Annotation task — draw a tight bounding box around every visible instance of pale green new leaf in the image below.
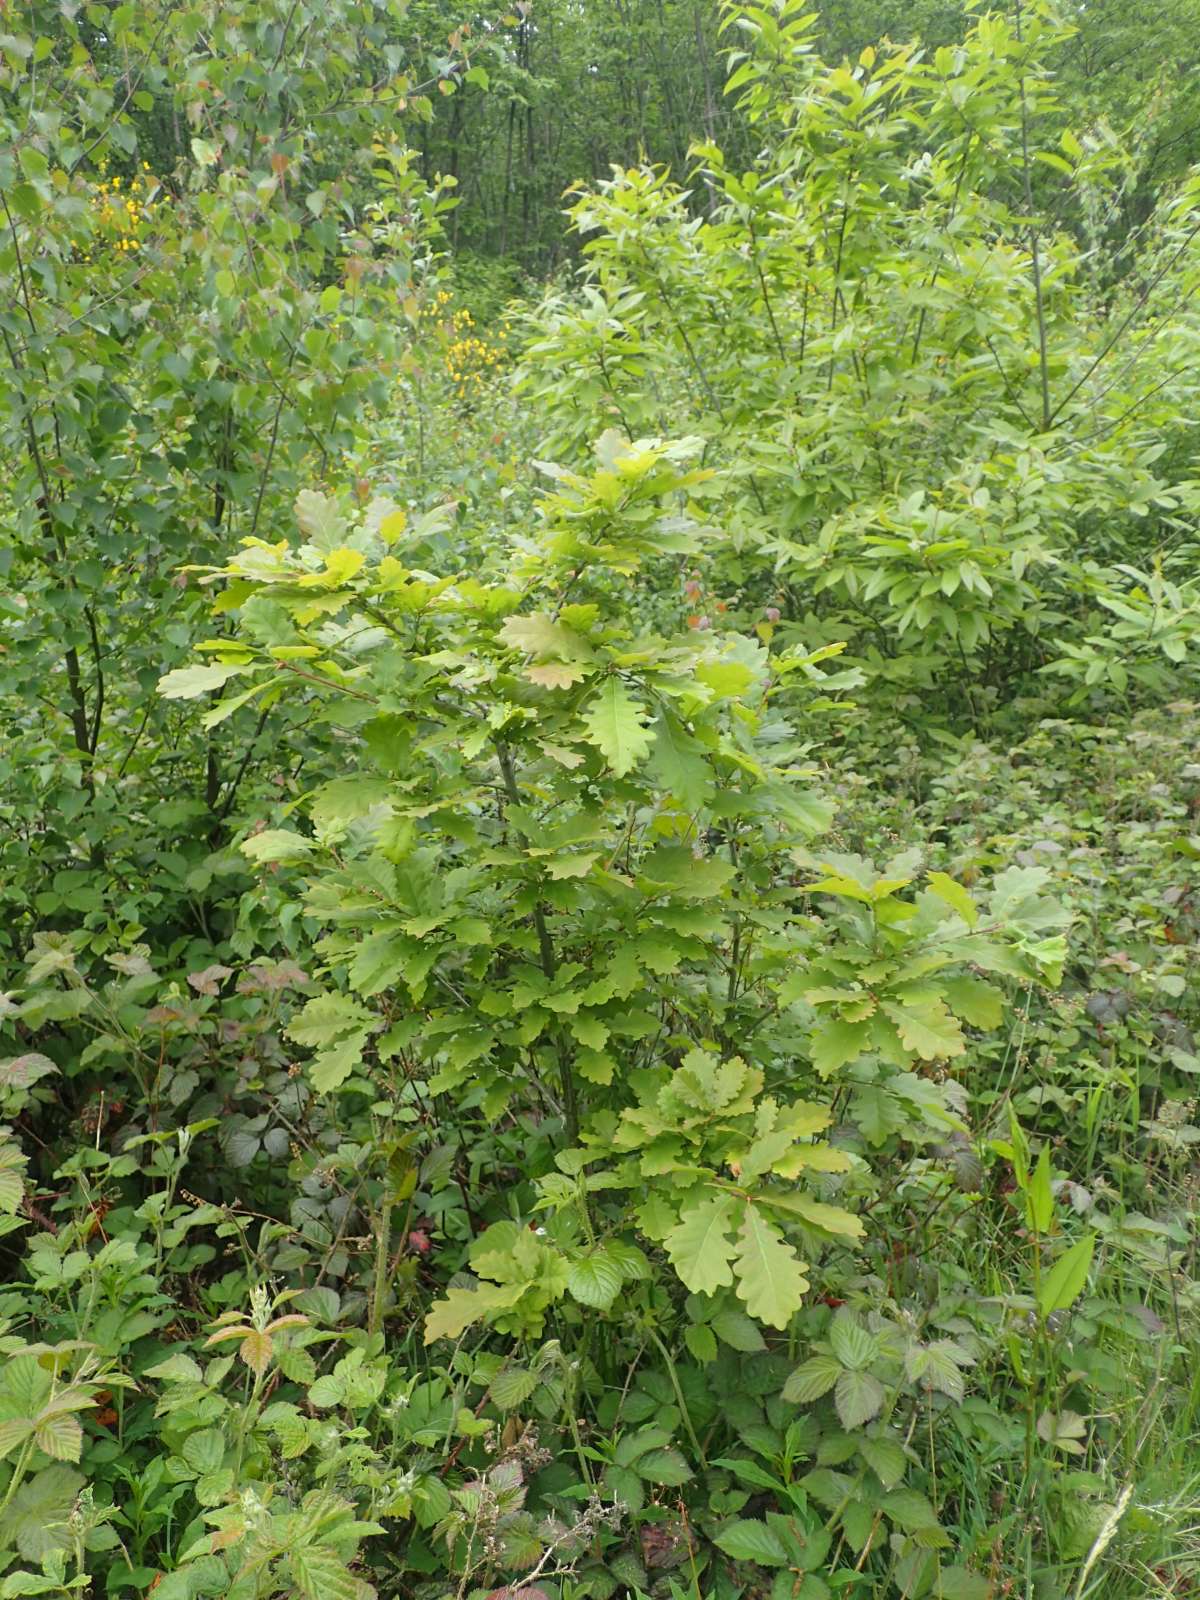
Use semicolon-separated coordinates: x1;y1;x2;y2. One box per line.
423;1282;525;1345
733;1205;809;1328
665;1193;737;1295
157;661;249;700
761;1192;864;1238
241;829;316;864
581;679;653;776
926;872;977;926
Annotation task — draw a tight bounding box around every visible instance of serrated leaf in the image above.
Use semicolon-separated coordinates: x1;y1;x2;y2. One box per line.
858;1434;907;1488
835;1369;885;1429
288;1542;367;1600
604;1464;645;1513
0;1465;83;1561
905;1340;970;1402
638;1447;692;1485
237;1328;274;1376
684;1323;718;1362
581;679;653;776
714;1518;791;1566
566;1253;623;1308
711;1307;767;1352
782;1354;842;1404
881;1486;940;1531
829;1314;878;1371
31;1412;82;1463
665;1193;737;1295
0;1419;33;1460
734;1206;809;1328
181;1428;225;1475
489;1366;540;1410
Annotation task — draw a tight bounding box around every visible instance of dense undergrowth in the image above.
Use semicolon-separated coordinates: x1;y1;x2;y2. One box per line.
2;2;1200;1598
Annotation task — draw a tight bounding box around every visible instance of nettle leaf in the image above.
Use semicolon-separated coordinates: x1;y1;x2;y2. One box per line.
665;1193;738;1295
733;1206;809;1328
581;678;653;775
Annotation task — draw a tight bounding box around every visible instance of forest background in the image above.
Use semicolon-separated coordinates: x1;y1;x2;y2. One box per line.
3;1;1200;1597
